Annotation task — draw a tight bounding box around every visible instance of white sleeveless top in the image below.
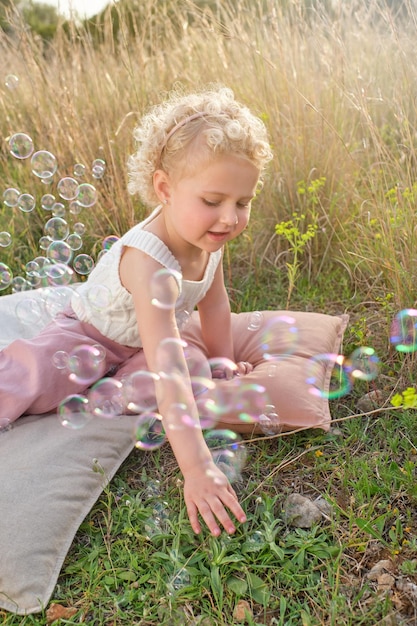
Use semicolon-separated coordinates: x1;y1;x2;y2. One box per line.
71;206;222;348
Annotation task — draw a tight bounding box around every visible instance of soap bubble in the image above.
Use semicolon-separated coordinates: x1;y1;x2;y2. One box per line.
57;177;79;200
344;346;380;381
86;284;111;310
39;236;52;250
248;311;264;331
92;158;106;179
73;163;86;177
12;276;30;292
3;187;20;207
68;344;106;384
67;233;83;250
133;412;166;450
88;378;124;418
47;240;73;265
69;200;82;215
390;309;417;353
5;74;19;90
102;235;119;249
42;285;75;317
52;350;69;369
204;429;246;482
123;370;159;413
0;232;12;247
234;382;268;423
15;297;44;325
0;263;13;290
17;193;36;213
44;216;69;241
260;315;299;361
52;202;66;217
31;150;57;179
155;337;188;377
25;271;42;289
58;394;91;430
258;404;280;435
44;262;74;286
41;194;55;210
73;222;86;235
76;183;97;207
150;268;182;309
9;133;34;159
306;353;351;399
73;254;94;275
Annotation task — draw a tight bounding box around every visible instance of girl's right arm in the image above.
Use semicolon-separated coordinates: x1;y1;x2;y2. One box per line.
119;247;246;536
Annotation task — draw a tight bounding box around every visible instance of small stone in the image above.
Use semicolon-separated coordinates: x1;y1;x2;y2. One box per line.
282;494;323;528
233;599;252;622
366;559;394;581
357;389;386;413
376;572;395;592
46;603;77;623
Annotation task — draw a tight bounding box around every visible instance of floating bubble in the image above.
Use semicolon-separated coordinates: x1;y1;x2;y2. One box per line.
58;394;91;430
15;297;44;325
88;378;124;418
73;222;86;235
155;337;188;377
39;235;52;250
42;285;75;318
248;311;264;331
102;235;119;250
67;233;83;250
26;260;39;274
344;346;380;382
69;200;82;215
5;74;19;90
40;174;54;185
204;429;246;482
8;133;34;159
0;263;13;290
123;370;160;413
133;412;166;450
92;344;106;362
44;216;69;241
57;177;79;200
68;344;106;385
73;163;86;178
76;183;97;207
0;232;12;247
3;187;20;207
52;350;69;369
25;271;42;289
306;353;351;400
41;194;55;210
150;268;182;309
44;262;74;286
92;158;106;179
12;276;29;292
31;150;57;179
390;309;417;353
96;249;109;262
234;382;268;423
73;254;94;275
258;404;280;435
47;240;73;265
168;569;191;593
17;193;36;213
260;315;299;361
86;283;112;311
52;202;66;217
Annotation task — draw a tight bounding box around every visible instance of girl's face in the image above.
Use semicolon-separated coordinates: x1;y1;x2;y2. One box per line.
161;154;260;255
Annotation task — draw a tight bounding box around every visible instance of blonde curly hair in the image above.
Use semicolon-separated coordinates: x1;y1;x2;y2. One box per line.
127;86;273;207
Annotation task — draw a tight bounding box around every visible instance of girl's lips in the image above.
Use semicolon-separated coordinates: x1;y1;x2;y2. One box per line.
207;231;230;241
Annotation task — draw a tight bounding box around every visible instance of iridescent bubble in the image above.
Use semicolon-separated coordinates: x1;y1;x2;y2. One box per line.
17;193;36;213
86;284;112;311
44;217;69;241
25;271;41;289
306;353;351;400
31;150;57;179
73;163;86;178
344;346;380;382
76;183;97;207
204;429;246;482
102;235;119;250
39;235;52;250
52;202;66;217
40;174;54;185
0;232;12;247
44;262;74;286
9;133;34;159
69;200;82;215
92;158;106;179
150;268;182;309
96;249;109;262
57;177;79;200
67;233;83;250
52;350;69;369
390;309;417;353
15;297;44;325
73;222;86;235
88;378;124;418
248;311;264;331
47;240;73;264
5;74;19;90
25;260;40;273
133;412;166;450
258;404;280;435
92;344;106;362
41;194;55;210
260;315;298;361
3;187;20;207
58;394;91;430
0;263;13;290
68;344;106;384
43;285;75;318
73;254;94;275
234;382;268;423
12;276;30;292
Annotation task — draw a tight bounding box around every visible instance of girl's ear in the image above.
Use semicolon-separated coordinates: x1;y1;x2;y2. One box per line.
153;169;171;205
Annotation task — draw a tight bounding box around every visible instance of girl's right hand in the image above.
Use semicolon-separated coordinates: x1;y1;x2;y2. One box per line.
183;461;247;536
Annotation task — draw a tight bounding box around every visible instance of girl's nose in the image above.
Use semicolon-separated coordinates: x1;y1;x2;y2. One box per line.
220;210;238;226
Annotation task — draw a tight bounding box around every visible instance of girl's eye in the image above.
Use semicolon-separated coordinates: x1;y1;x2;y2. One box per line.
237;202;250;209
202;199;220;207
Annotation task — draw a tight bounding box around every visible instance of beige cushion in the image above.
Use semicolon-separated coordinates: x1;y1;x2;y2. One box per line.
0;289;348;614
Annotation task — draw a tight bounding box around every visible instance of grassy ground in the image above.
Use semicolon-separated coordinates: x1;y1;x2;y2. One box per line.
1;0;417;623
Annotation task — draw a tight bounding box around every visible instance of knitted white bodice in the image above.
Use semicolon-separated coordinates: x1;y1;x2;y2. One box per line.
71;207;222;347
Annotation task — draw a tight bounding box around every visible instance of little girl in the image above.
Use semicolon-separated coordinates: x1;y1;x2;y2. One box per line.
0;86;273;537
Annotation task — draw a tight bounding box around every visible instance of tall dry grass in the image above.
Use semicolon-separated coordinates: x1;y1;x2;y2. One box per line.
1;0;417;309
